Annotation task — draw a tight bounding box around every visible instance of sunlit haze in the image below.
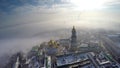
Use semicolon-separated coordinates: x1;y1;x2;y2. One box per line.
70;0;111;10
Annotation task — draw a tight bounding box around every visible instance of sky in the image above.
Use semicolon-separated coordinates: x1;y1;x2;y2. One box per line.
0;0;120;61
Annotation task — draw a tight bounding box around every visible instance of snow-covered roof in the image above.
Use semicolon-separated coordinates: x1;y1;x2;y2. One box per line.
79;43;89;47
56;53;89;66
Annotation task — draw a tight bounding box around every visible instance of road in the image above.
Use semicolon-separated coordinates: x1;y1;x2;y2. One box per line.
99;35;120;63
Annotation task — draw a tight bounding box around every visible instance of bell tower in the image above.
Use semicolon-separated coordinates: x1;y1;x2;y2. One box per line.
71;26;77;48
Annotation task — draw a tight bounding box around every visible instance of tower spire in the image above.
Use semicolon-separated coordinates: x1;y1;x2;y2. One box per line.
71;26;77;47
73;26;75;30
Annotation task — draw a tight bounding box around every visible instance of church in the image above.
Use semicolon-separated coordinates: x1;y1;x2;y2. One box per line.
58;26;78;52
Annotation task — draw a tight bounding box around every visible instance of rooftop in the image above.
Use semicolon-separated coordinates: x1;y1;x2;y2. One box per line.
56;52;90;67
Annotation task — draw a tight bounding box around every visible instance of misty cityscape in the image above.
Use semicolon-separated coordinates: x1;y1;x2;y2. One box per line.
0;0;120;68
